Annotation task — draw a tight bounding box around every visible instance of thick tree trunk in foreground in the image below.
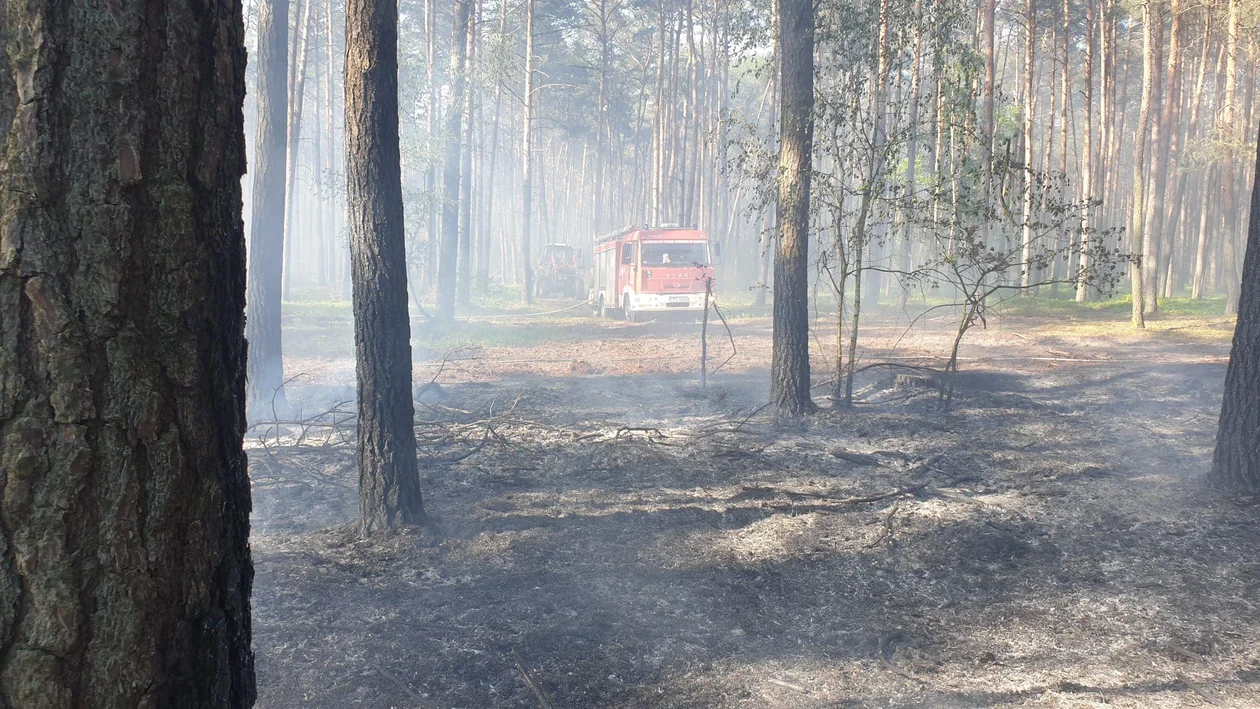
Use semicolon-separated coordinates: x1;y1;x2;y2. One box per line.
769;0;814;416
1211;122;1260;491
345;0;425;532
0;0;255;704
247;0;291;414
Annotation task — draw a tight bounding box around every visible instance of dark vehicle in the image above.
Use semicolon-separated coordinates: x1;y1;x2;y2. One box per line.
535;243;584;299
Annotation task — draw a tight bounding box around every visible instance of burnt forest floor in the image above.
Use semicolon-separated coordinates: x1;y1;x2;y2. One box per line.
250;301;1260;708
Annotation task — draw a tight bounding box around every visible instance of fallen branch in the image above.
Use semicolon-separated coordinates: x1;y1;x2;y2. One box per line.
514;659;556;709
831;448;882;466
1177;675;1223;707
740;479;932;505
367;660;436;707
423;421;493;464
766;678;809;694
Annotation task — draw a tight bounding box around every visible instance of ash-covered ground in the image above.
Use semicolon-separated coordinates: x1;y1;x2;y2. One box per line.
250;310;1259;708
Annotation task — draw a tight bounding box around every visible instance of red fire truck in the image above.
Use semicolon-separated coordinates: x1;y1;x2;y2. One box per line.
590;226;719;320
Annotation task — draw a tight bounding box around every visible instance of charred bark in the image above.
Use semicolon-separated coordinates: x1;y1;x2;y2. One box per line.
345;0;426;532
769;0;814;416
1210;122;1260;491
0;0;254;703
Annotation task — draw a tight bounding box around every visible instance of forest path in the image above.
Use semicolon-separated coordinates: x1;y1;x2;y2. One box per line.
251;314;1257;708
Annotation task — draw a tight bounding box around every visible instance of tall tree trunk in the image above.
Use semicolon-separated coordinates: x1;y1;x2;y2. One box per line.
0;0;255;702
901;0;924;305
313;14;328;288
1020;0;1036;292
1108;18;1132;237
1058;0;1071;293
1146;0;1181;310
481;0;508;291
325;0;340;296
652;0;668;224
345;0;425;532
1141;0;1168;313
1210;120;1260;490
1222;0;1242;314
425;0;439;289
457;0;477;310
1191;36;1222;298
283;0;314;300
522;0;537;303
1078;0;1096;302
593;0;610;236
1130;0;1158;328
770;0;814;416
982;0;997;157
754;6;779;310
248;0;293;412
437;0;472;321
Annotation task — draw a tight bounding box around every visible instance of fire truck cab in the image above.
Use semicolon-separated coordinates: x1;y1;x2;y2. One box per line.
591;226;718;321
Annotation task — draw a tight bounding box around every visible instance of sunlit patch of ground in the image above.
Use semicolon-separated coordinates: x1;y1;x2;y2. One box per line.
249;302;1257;707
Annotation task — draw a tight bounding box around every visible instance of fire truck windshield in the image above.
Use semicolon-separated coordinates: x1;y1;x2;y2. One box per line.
640;243;708;267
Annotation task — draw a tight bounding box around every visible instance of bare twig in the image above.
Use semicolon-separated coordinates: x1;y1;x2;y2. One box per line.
766;678;810;694
367;660;435;707
514;660;556;709
878;631;925;684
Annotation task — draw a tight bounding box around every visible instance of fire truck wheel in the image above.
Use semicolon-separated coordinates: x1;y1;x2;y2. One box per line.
598;296;613;319
623;294;637;322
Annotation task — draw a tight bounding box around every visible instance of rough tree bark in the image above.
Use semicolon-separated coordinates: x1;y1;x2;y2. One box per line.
769;0;814;416
1210;121;1260;491
247;0;292;414
345;0;426;532
0;0;255;703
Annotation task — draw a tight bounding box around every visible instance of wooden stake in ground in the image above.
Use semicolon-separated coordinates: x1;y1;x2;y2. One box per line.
345;0;426;532
769;0;815;415
1210;120;1260;491
0;0;255;701
701;276;713;388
